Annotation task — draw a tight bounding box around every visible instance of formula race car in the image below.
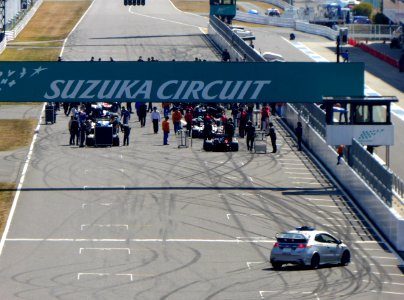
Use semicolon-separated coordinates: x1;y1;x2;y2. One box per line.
203;134;239;152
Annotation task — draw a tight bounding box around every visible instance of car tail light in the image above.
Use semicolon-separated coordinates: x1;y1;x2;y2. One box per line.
297;243;308;248
273;243;280;247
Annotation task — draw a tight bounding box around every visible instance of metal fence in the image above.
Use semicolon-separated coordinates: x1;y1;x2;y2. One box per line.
288;103;326;137
393;173;404;199
210;15;265;62
288;103;395;206
346;24;400;41
177;130;189;148
349;139;393;206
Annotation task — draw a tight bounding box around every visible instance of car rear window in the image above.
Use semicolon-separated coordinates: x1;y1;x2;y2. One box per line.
276;233;307;243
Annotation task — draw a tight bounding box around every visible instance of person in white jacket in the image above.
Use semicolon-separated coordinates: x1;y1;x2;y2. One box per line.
150;107;161;134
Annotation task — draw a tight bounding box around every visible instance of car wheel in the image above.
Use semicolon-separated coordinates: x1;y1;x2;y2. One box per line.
340;250;351;266
310;253;320;269
271;262;282;270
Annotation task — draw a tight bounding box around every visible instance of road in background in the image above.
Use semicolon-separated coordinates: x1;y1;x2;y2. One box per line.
0;0;403;299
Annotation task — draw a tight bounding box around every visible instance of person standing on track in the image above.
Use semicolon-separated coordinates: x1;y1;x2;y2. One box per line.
295;122;303;151
172;107;182;134
151;107;161;134
267;122;277;153
162;116;170;145
245;120;256;151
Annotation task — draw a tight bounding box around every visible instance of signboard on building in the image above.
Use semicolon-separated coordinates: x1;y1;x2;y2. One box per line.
0;61;365;103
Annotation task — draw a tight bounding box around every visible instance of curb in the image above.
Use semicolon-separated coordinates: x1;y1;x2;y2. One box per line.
348;38;399;68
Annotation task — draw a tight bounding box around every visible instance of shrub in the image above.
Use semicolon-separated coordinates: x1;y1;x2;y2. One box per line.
352;2;373;18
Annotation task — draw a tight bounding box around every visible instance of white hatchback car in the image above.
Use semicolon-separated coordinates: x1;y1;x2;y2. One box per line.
270;226;351;269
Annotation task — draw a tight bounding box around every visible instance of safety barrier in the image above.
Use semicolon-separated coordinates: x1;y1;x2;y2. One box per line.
3;0;43;42
234;12;337;40
256;0;293;11
346;24;399;41
209;15;265;62
177;130;189;148
393;174;404;199
284;104;404;251
350;139;393;205
348;39;399;69
288;103;394;206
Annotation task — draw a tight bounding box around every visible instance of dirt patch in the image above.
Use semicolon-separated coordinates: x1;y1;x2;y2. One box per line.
0;183;16;236
0;119;38;151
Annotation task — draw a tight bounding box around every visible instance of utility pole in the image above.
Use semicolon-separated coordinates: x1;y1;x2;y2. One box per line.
0;0;5;42
336;35;340;63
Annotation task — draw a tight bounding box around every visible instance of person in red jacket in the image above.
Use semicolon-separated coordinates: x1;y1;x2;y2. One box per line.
162;116;170;145
172;108;182;134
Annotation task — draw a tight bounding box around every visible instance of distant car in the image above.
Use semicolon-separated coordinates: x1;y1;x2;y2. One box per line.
232;28;254;39
247;9;259;15
353;16;371;24
265;8;280;16
203;134;239;152
270;226;351;269
262;51;285;62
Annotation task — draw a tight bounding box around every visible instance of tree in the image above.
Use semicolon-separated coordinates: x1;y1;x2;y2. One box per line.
372;12;390;24
352;2;373;18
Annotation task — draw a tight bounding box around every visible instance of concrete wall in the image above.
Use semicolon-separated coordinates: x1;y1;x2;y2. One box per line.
207;24;244;61
284;104;404;251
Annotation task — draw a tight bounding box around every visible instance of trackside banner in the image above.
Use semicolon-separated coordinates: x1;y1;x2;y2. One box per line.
0;62;364;103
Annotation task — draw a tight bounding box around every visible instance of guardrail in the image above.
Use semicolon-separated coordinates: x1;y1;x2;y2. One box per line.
234;12;338;40
257;0;293;11
209;16;265;62
3;0;43;42
346;24;399;41
393;173;404;199
289;102;394;206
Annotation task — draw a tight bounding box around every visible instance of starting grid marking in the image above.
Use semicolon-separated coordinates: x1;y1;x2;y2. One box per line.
77;272;134;281
79;247;131;254
80;224;128;231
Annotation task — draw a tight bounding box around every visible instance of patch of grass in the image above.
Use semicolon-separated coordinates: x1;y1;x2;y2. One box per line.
0;48;61;61
0;119;38;151
171;0;209;13
0;183;15;235
15;1;92;42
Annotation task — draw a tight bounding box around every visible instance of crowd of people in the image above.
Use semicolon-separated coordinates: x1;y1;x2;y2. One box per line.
62;101;300;153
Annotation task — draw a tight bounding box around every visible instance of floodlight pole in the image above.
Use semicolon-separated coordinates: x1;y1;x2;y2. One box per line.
0;0;5;42
336;36;340;63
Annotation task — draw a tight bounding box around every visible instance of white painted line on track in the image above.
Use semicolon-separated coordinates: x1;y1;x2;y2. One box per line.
371;256;399;260
288;177;315;180
304;198;333;202
371;290;404;295
6;238;277;243
0;103;45;256
353;270;403;277
77;272;109;280
280;162;305;166
292;182;323;185
363;280;404;286
246;261;265;269
259;291;316;299
79;247;131;254
77;273;134;281
80;224;128;231
285;172;312;175
307;204;338;208
226;213;265;219
60;0;96;57
82;202;114;209
129;9;202;29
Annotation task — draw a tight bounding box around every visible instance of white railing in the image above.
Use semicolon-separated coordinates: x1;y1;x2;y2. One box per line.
3;0;43;43
235;12;338;40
